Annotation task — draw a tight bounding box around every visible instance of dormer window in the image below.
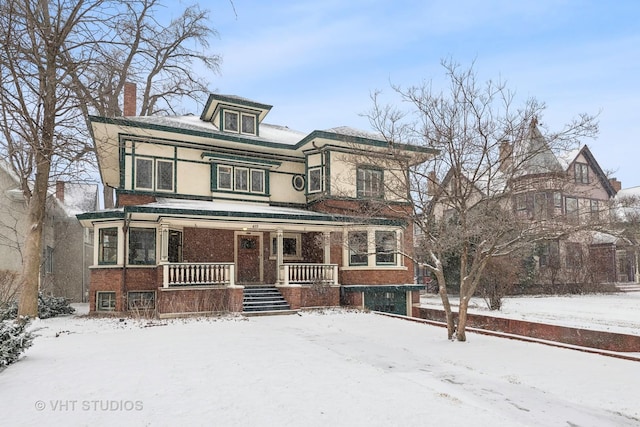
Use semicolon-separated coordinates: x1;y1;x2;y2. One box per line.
222;109;257;136
223;111;239;132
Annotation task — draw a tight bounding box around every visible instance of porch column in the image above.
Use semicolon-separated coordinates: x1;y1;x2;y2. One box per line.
276;228;284;284
323;231;331;264
160;224;169;263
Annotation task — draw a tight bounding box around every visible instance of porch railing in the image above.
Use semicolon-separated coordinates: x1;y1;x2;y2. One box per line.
279;263;339;286
163;263;235;288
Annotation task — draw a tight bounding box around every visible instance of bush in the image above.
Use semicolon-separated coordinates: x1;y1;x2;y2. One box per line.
1;293;75;321
0;319;34;370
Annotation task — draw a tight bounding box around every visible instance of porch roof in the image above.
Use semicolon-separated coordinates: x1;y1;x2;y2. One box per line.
77;198;406;228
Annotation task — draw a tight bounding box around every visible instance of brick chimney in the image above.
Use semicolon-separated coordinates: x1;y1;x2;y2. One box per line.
427;170;438;196
123;82;136;117
609;178;622;193
499;140;512;172
56;180;65;204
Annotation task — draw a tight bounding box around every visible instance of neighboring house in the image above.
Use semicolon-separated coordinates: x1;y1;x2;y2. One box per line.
425;118;628;291
77;94;434;317
0;159;98;302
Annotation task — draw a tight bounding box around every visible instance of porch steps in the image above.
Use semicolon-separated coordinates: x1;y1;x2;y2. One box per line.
242;286;296;315
614;283;640;293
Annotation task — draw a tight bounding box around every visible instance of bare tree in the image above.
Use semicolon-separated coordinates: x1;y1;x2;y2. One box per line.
366;59;600;341
0;0;221;317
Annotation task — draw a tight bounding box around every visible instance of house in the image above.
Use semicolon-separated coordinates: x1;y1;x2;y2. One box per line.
423;118;628;292
77;93;435;317
0;159;98;302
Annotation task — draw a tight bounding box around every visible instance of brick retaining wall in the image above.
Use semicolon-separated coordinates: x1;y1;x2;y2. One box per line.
414;306;640;353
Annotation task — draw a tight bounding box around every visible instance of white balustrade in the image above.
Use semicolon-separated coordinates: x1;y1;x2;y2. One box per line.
163;263;235;288
279;263;339;286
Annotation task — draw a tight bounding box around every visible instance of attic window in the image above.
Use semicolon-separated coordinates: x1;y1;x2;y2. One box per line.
222;110;257;135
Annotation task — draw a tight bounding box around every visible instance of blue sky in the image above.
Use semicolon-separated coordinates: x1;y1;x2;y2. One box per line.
198;0;639;187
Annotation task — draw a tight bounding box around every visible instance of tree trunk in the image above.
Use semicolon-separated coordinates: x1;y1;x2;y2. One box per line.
17;159;50;317
456;296;469;342
435;269;456;339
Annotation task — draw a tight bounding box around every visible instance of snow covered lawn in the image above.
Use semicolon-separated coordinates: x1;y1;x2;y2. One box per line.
421;292;640;335
1;305;639;426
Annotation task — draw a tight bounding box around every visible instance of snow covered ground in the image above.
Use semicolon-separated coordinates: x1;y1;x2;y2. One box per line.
420;292;640;335
1;301;639;427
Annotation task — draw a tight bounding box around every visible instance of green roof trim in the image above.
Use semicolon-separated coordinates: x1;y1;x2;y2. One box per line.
342;284;425;292
202;152;282;167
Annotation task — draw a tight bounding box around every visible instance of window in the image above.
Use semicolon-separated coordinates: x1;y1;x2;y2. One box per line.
127;291;155;310
357;167;383;198
44;246;54;274
97;292;116;311
218;166;232;190
575;163;589;184
223;111;239;132
99;227;118;264
235;168;249;191
308;167;323;193
156;160;174;191
292;175;305;191
375;231;396;265
214;164;267;194
135;158;153;189
270;233;301;260
538;241;559;268
135;157;174;192
251;169;265;193
515;193;527;211
553;192;563;209
128;228;156;265
565;243;583;269
590;200;600;220
168;230;183;263
241;114;256;135
533;193;547;220
348;231;368;266
565;197;579;220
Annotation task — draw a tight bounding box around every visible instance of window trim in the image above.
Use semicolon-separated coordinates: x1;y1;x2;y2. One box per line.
128;227;157;266
375;230;397;265
269;233;302;260
348;231;369;266
98;227;118;265
223;110;239;133
155;159;174;192
308;167;323;193
127;291;156;311
575;162;589;184
357;167;384;199
96;291;116;311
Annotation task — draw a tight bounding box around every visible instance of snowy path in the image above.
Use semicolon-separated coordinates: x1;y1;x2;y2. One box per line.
1;310;639;426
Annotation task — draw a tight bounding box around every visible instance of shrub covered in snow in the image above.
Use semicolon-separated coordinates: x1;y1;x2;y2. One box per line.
1;293;75;321
0;319;34;370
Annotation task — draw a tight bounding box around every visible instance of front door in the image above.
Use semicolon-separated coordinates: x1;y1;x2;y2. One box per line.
237;234;261;284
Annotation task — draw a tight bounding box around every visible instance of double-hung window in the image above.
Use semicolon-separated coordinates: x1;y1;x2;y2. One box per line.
357;167;383;199
235;168;249;192
575;163;589;184
98;227;118;265
375;231;396;265
128;228;156;265
218;166;233;190
135;157;174;192
214;164;266;194
348;231;368;266
308;167;323;193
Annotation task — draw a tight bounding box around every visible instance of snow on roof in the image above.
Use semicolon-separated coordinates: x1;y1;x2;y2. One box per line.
123;115;307;146
61;183;99;215
148;197;336;219
556;147;581;171
324;126;385;142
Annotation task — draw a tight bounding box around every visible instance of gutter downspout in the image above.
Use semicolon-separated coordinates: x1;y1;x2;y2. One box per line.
121;213;131;311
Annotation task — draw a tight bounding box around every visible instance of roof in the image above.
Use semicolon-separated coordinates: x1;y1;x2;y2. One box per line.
77;198;405;227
